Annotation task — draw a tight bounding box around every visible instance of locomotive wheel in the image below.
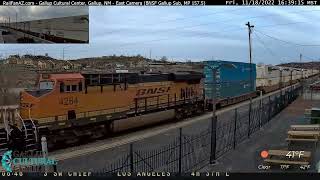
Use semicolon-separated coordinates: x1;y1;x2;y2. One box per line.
196;104;205;114
90;125;106;139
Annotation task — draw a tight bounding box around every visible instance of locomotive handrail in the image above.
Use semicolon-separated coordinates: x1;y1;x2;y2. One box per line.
30;97;199;123
2;108;10;140
28;108;38;143
16;109;28;138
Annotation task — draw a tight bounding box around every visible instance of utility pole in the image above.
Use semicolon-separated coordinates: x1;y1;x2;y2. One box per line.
280;68;283;97
63;48;65;60
23;22;25;39
300;53;302;63
246;22;254;92
149;49;152;60
16;12;17;29
210;67;217;165
246;22;254;138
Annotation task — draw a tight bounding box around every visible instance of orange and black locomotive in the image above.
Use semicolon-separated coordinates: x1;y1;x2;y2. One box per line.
16;71;204;149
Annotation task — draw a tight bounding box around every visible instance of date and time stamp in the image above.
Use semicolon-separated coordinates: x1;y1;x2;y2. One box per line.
2;0;319;6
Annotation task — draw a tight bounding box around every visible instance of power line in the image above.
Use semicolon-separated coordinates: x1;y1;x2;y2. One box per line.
255;29;320;47
254;31;318;63
303;55;319;61
101;19;317;50
253;32;278;58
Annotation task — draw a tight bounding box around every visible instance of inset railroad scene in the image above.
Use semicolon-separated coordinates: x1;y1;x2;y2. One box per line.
0;6;89;44
0;6;320;176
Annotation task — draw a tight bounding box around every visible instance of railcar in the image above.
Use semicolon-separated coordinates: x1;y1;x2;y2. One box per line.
255;65;310;94
204;60;257;108
256;64;281;93
292;68;301;82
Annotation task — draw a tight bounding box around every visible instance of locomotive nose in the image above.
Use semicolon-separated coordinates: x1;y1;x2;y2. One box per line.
19;91;38;119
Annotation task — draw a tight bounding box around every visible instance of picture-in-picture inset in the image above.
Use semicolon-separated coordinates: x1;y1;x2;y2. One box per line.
0;6;89;44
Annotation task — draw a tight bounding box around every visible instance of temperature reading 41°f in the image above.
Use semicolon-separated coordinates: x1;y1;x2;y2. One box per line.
286;151;304;158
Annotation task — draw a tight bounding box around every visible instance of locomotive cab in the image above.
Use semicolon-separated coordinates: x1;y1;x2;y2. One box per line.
20;73;84;122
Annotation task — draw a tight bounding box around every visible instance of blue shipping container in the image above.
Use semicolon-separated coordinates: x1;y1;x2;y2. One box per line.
204;60;256;100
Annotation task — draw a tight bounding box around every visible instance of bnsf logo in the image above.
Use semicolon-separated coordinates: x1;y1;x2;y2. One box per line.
136;87;171;96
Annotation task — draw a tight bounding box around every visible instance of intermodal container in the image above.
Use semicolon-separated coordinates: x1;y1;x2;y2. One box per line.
204;60;256;100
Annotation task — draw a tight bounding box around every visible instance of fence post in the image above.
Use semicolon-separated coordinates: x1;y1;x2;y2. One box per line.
288;89;291;103
285;91;288;105
301;82;304;96
283;91;286;107
179;128;182;175
288;91;290;104
268;96;271;121
248;98;252;138
233;108;237;149
259;91;262;128
130;143;134;173
210;115;217;164
41;136;49;172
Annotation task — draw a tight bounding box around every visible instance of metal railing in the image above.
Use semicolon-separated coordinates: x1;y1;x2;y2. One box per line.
93;85;302;174
0;108;10;140
28;108;38;143
16;109;27;138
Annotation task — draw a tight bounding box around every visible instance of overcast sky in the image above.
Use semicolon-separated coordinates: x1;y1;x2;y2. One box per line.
1;6;320;65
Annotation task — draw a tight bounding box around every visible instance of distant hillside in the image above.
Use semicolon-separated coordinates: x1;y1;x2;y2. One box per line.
1;54;203;73
70;55;179;67
70;55;151;71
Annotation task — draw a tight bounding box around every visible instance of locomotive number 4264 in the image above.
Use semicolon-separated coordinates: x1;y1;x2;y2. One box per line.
59;97;79;105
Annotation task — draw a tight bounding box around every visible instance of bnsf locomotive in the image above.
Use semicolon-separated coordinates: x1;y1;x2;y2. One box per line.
15;72;204;150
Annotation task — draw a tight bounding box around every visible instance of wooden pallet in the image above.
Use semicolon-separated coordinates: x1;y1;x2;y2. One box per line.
286;130;319;147
305;109;311;116
264;159;309;165
290;124;320;131
287;130;320;139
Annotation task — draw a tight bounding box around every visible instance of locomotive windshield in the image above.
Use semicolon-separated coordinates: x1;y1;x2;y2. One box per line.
39;80;54;90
